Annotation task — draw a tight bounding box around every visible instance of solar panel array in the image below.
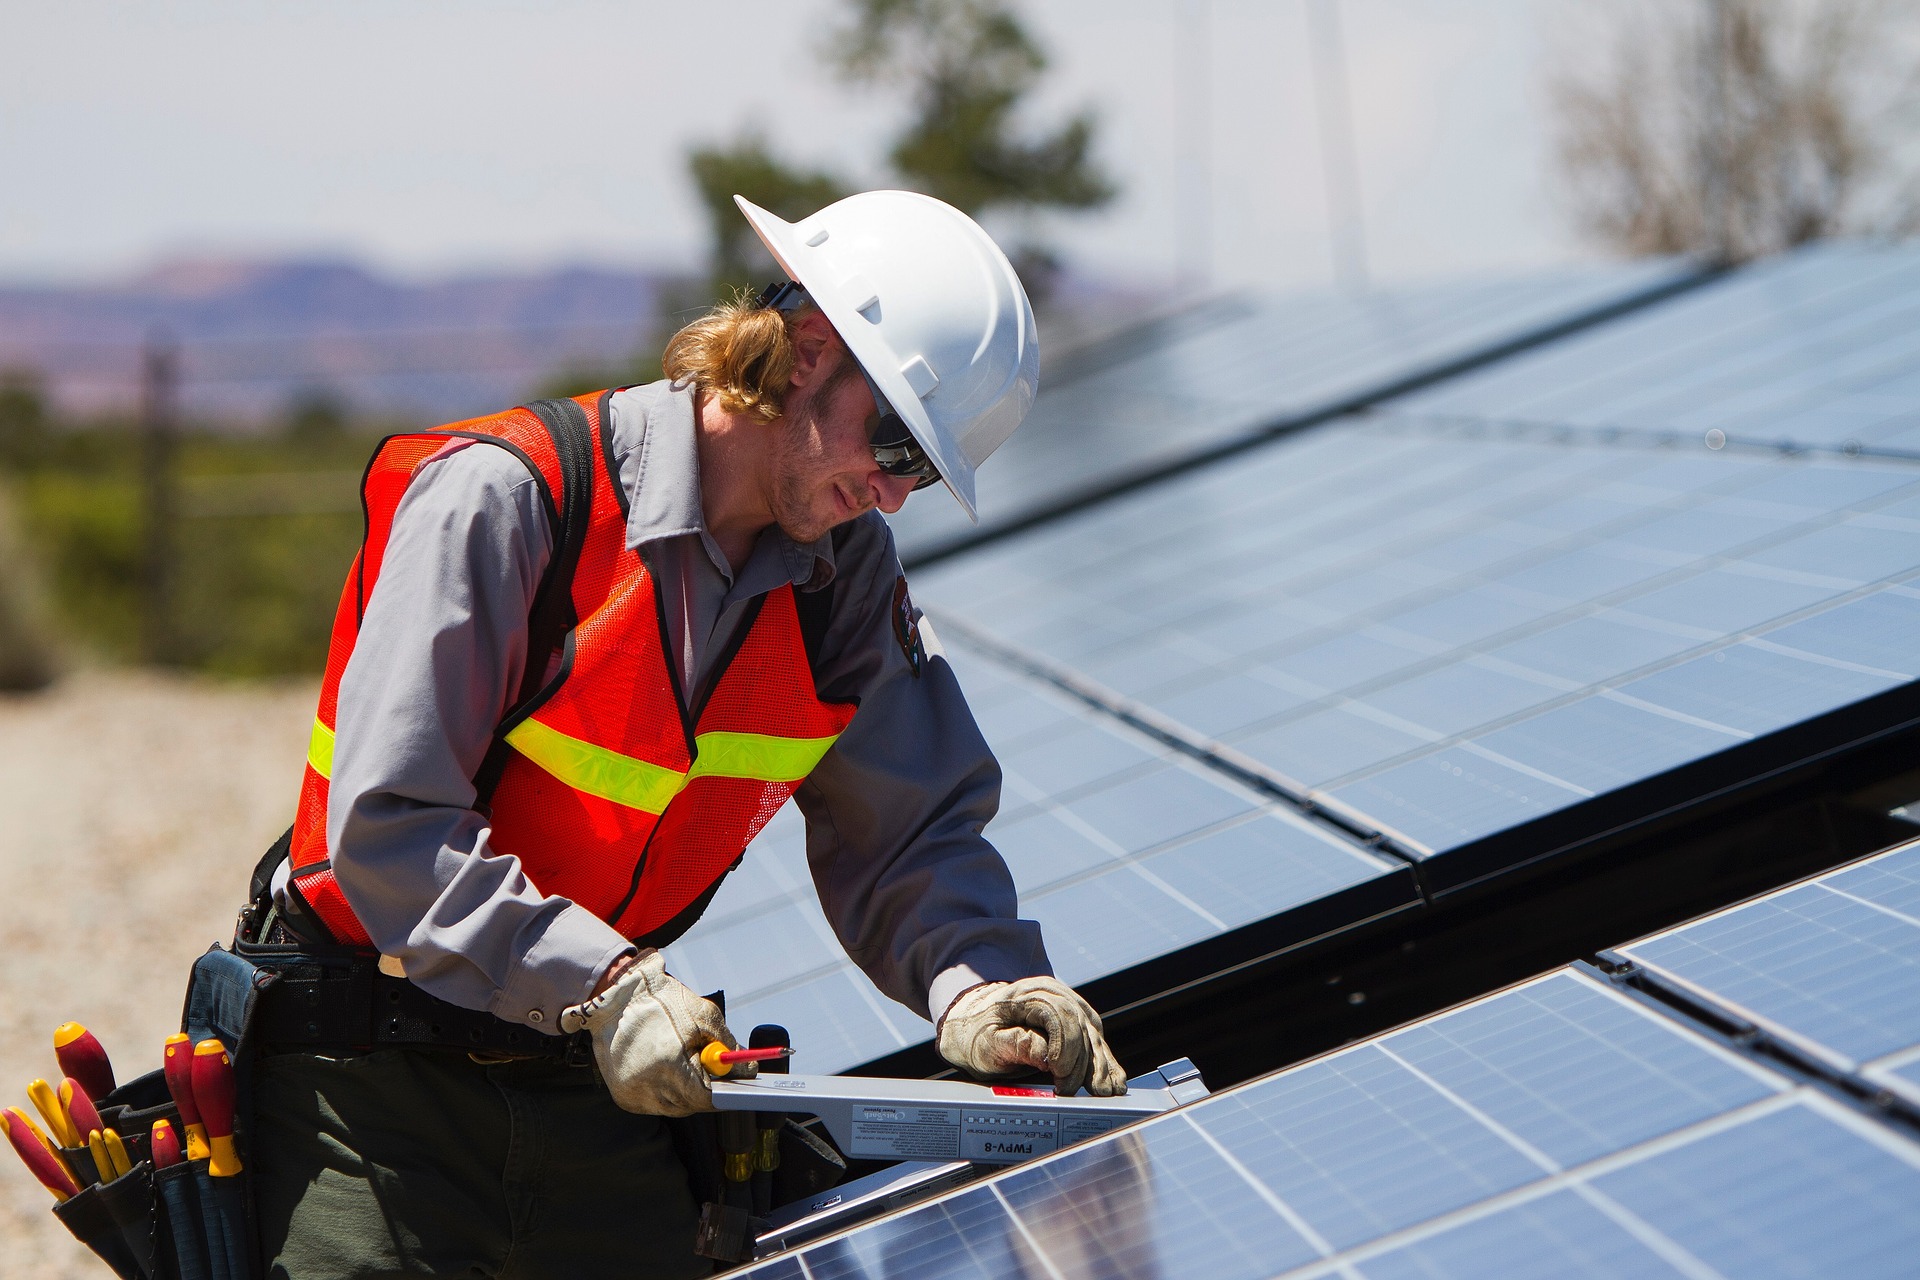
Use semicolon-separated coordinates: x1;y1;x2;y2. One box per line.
667;243;1920;1077
889;259;1696;558
915;421;1920;864
734;841;1920;1279
1401;242;1920;462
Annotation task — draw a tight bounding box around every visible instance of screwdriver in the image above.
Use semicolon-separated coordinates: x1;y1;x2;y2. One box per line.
27;1078;80;1149
150;1119;183;1169
61;1079;105;1149
2;1108;81;1202
162;1035;211;1162
698;1043;794;1076
191;1040;243;1177
100;1128;132;1180
86;1131;114;1185
53;1023;115;1104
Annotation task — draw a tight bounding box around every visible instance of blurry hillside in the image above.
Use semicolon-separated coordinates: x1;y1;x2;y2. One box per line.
0;259;670;426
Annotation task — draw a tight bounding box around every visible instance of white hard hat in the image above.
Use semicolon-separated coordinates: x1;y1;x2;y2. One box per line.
735;190;1039;523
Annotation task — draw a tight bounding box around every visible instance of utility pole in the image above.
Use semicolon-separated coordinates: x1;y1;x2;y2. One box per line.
1175;0;1213;295
1306;0;1369;295
139;330;178;665
1701;0;1733;263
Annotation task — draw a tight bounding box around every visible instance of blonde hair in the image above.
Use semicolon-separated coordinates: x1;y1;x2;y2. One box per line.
661;289;811;423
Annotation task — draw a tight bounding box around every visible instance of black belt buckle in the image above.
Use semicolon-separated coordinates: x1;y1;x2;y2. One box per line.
562;1031;594;1069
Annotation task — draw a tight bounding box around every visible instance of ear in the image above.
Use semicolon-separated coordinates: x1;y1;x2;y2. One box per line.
788;310;839;389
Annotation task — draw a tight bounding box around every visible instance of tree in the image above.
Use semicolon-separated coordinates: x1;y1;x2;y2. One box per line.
830;0;1115;221
681;0;1116;307
686;132;852;298
1550;0;1920;263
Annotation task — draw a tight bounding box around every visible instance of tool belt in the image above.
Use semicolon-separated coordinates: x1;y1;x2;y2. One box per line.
238;940;593;1066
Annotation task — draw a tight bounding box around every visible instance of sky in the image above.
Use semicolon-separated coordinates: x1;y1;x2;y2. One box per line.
0;0;1600;293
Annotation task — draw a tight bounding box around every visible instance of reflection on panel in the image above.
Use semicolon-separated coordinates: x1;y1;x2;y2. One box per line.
920;419;1920;858
663;644;1403;1075
889;259;1696;556
737;969;1920;1280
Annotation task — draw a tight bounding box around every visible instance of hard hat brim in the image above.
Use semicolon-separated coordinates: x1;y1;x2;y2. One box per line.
733;194;980;523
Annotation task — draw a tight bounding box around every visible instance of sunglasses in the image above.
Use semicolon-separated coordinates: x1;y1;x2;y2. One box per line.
759;281;942;492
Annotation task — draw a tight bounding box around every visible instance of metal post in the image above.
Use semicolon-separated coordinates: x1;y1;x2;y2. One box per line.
139;330;178;665
1174;0;1213;295
1701;0;1732;263
1307;0;1369;295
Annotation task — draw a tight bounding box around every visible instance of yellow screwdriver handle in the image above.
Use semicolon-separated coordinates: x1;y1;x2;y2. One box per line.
27;1079;78;1149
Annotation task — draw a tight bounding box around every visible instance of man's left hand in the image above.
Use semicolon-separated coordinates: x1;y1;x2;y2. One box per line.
936;977;1127;1096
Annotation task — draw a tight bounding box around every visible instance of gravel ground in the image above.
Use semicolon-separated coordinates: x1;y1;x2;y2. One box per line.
0;671;315;1280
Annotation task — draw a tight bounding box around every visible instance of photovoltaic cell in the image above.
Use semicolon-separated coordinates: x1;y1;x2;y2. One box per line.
1620;840;1920;1072
1349;1102;1920;1280
661;644;1404;1074
733;970;1920;1280
1588;1102;1920;1280
888;260;1696;557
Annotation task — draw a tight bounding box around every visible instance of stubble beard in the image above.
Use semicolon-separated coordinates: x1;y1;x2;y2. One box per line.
768;366;861;545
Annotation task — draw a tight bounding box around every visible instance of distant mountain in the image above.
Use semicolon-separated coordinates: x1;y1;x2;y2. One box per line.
0;258;672;425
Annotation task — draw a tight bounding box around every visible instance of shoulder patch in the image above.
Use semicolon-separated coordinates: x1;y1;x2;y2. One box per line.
892;575;926;677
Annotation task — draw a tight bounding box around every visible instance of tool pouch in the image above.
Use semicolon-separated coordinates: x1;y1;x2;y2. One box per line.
52;1158;157;1280
44;1067;171;1278
152;1158;250;1280
166;945;272;1280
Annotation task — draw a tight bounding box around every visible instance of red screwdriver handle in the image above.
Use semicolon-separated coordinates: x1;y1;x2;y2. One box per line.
150;1120;182;1169
163;1034;212;1162
190;1040;243;1177
61;1079;104;1145
162;1035;201;1129
53;1023;115;1105
2;1109;80;1201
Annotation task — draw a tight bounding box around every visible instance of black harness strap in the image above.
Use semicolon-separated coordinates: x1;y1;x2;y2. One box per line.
472;398;597;807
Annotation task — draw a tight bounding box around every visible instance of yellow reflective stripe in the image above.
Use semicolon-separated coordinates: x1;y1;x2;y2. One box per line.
505;717;685;814
503;720;842;814
688;731;841;784
308;719;336;779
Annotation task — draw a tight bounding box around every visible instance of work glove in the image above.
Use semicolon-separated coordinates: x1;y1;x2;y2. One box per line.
560;948;735;1117
936;976;1127;1097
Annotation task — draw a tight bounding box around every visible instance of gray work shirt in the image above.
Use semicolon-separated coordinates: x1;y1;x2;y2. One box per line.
313;381;1051;1031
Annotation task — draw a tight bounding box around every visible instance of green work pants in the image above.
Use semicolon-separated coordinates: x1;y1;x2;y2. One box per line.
251;1047;710;1280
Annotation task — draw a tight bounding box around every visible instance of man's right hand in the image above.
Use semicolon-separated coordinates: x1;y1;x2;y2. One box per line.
561;949;735;1116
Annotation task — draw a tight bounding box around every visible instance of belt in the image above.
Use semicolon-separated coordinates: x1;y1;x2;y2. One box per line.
241;943;592;1066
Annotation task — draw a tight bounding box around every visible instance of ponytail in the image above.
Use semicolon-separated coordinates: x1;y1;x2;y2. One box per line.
661;289;806;422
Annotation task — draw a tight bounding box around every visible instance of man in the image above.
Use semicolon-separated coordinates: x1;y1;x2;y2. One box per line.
246;190;1124;1278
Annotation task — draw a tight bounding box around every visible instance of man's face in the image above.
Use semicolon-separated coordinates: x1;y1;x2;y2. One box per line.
768;352;921;544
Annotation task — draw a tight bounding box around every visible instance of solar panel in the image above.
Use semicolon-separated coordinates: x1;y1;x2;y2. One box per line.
888;259;1699;558
662;642;1410;1075
1619;840;1920;1081
918;420;1920;866
732;967;1920;1278
1399;242;1920;461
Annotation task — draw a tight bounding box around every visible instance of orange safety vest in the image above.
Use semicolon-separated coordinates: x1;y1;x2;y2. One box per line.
287;392;858;949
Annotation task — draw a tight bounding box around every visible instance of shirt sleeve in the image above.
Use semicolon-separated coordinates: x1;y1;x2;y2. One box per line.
794;513;1053;1025
326;441;635;1031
